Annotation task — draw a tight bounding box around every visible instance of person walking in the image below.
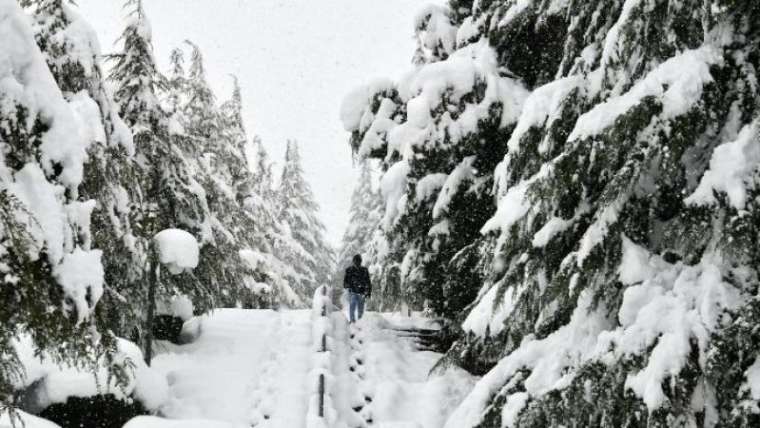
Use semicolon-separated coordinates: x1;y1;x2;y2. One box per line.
344;254;372;323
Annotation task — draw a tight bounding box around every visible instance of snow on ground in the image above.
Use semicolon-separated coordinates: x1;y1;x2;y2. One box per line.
121;306;476;428
0;410;61;428
330;311;477;428
144;309;313;427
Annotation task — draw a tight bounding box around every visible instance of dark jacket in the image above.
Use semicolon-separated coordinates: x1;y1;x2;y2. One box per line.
344;265;372;295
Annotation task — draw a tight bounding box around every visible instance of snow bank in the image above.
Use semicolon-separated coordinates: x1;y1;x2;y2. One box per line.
0;410;60;428
14;336;168;411
122;416;239;428
153;229;199;275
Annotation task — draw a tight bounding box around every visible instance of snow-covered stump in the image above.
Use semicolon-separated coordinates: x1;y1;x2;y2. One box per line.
308;285;336;428
145;229;200;364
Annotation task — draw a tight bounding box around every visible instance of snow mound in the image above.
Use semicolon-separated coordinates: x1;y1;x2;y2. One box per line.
0;410;60;428
153;229;199;275
122;416;240;428
14;336;168;411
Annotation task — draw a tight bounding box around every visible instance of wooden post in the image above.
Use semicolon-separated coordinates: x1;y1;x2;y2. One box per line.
321;334;327;352
318;373;325;417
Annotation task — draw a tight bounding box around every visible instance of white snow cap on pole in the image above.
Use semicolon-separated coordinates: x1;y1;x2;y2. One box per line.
153;229;200;275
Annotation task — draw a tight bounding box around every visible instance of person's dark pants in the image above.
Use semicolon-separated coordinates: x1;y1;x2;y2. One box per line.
349;292;365;322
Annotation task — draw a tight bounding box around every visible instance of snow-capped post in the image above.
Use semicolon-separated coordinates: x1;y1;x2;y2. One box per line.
321;285;327;317
308;284;335;427
144;229;200;364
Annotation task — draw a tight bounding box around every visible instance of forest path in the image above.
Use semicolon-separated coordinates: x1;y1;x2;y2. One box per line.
149;309;314;428
327;311;477;428
126;308;475;428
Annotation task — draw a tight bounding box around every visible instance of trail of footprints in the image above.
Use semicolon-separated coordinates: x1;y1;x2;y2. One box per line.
348;324;375;427
248;318;287;427
247;348;279;426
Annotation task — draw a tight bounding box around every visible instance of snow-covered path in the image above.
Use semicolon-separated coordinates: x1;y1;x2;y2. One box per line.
132;308;475;428
329;312;477;428
150;309;314;427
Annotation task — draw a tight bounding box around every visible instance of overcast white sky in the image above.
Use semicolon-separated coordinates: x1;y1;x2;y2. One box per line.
75;0;434;247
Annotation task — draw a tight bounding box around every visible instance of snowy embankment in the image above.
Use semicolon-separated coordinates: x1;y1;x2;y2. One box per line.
329;311;478;428
144;309;313;427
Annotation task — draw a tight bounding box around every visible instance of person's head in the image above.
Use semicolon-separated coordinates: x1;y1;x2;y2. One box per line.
352;254;362;266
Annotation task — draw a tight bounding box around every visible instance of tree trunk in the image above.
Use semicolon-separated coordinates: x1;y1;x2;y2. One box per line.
144;248;158;365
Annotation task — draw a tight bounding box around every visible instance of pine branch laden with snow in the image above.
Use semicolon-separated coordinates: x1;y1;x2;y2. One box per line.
23;0;147;342
343;0;760;426
0;0;120;404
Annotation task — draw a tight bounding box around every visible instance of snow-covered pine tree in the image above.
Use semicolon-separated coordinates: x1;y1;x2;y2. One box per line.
176;41;251;307
109;0;212;353
341;3;526;319
0;0;112;405
276;140;334;301
344;0;760;426
241;137;302;307
24;0;145;340
220;76;254;202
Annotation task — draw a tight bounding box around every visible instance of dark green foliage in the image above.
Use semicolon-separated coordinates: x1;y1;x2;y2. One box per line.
706;297;760;427
151;315;184;343
346;0;760;426
39;394;147;428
